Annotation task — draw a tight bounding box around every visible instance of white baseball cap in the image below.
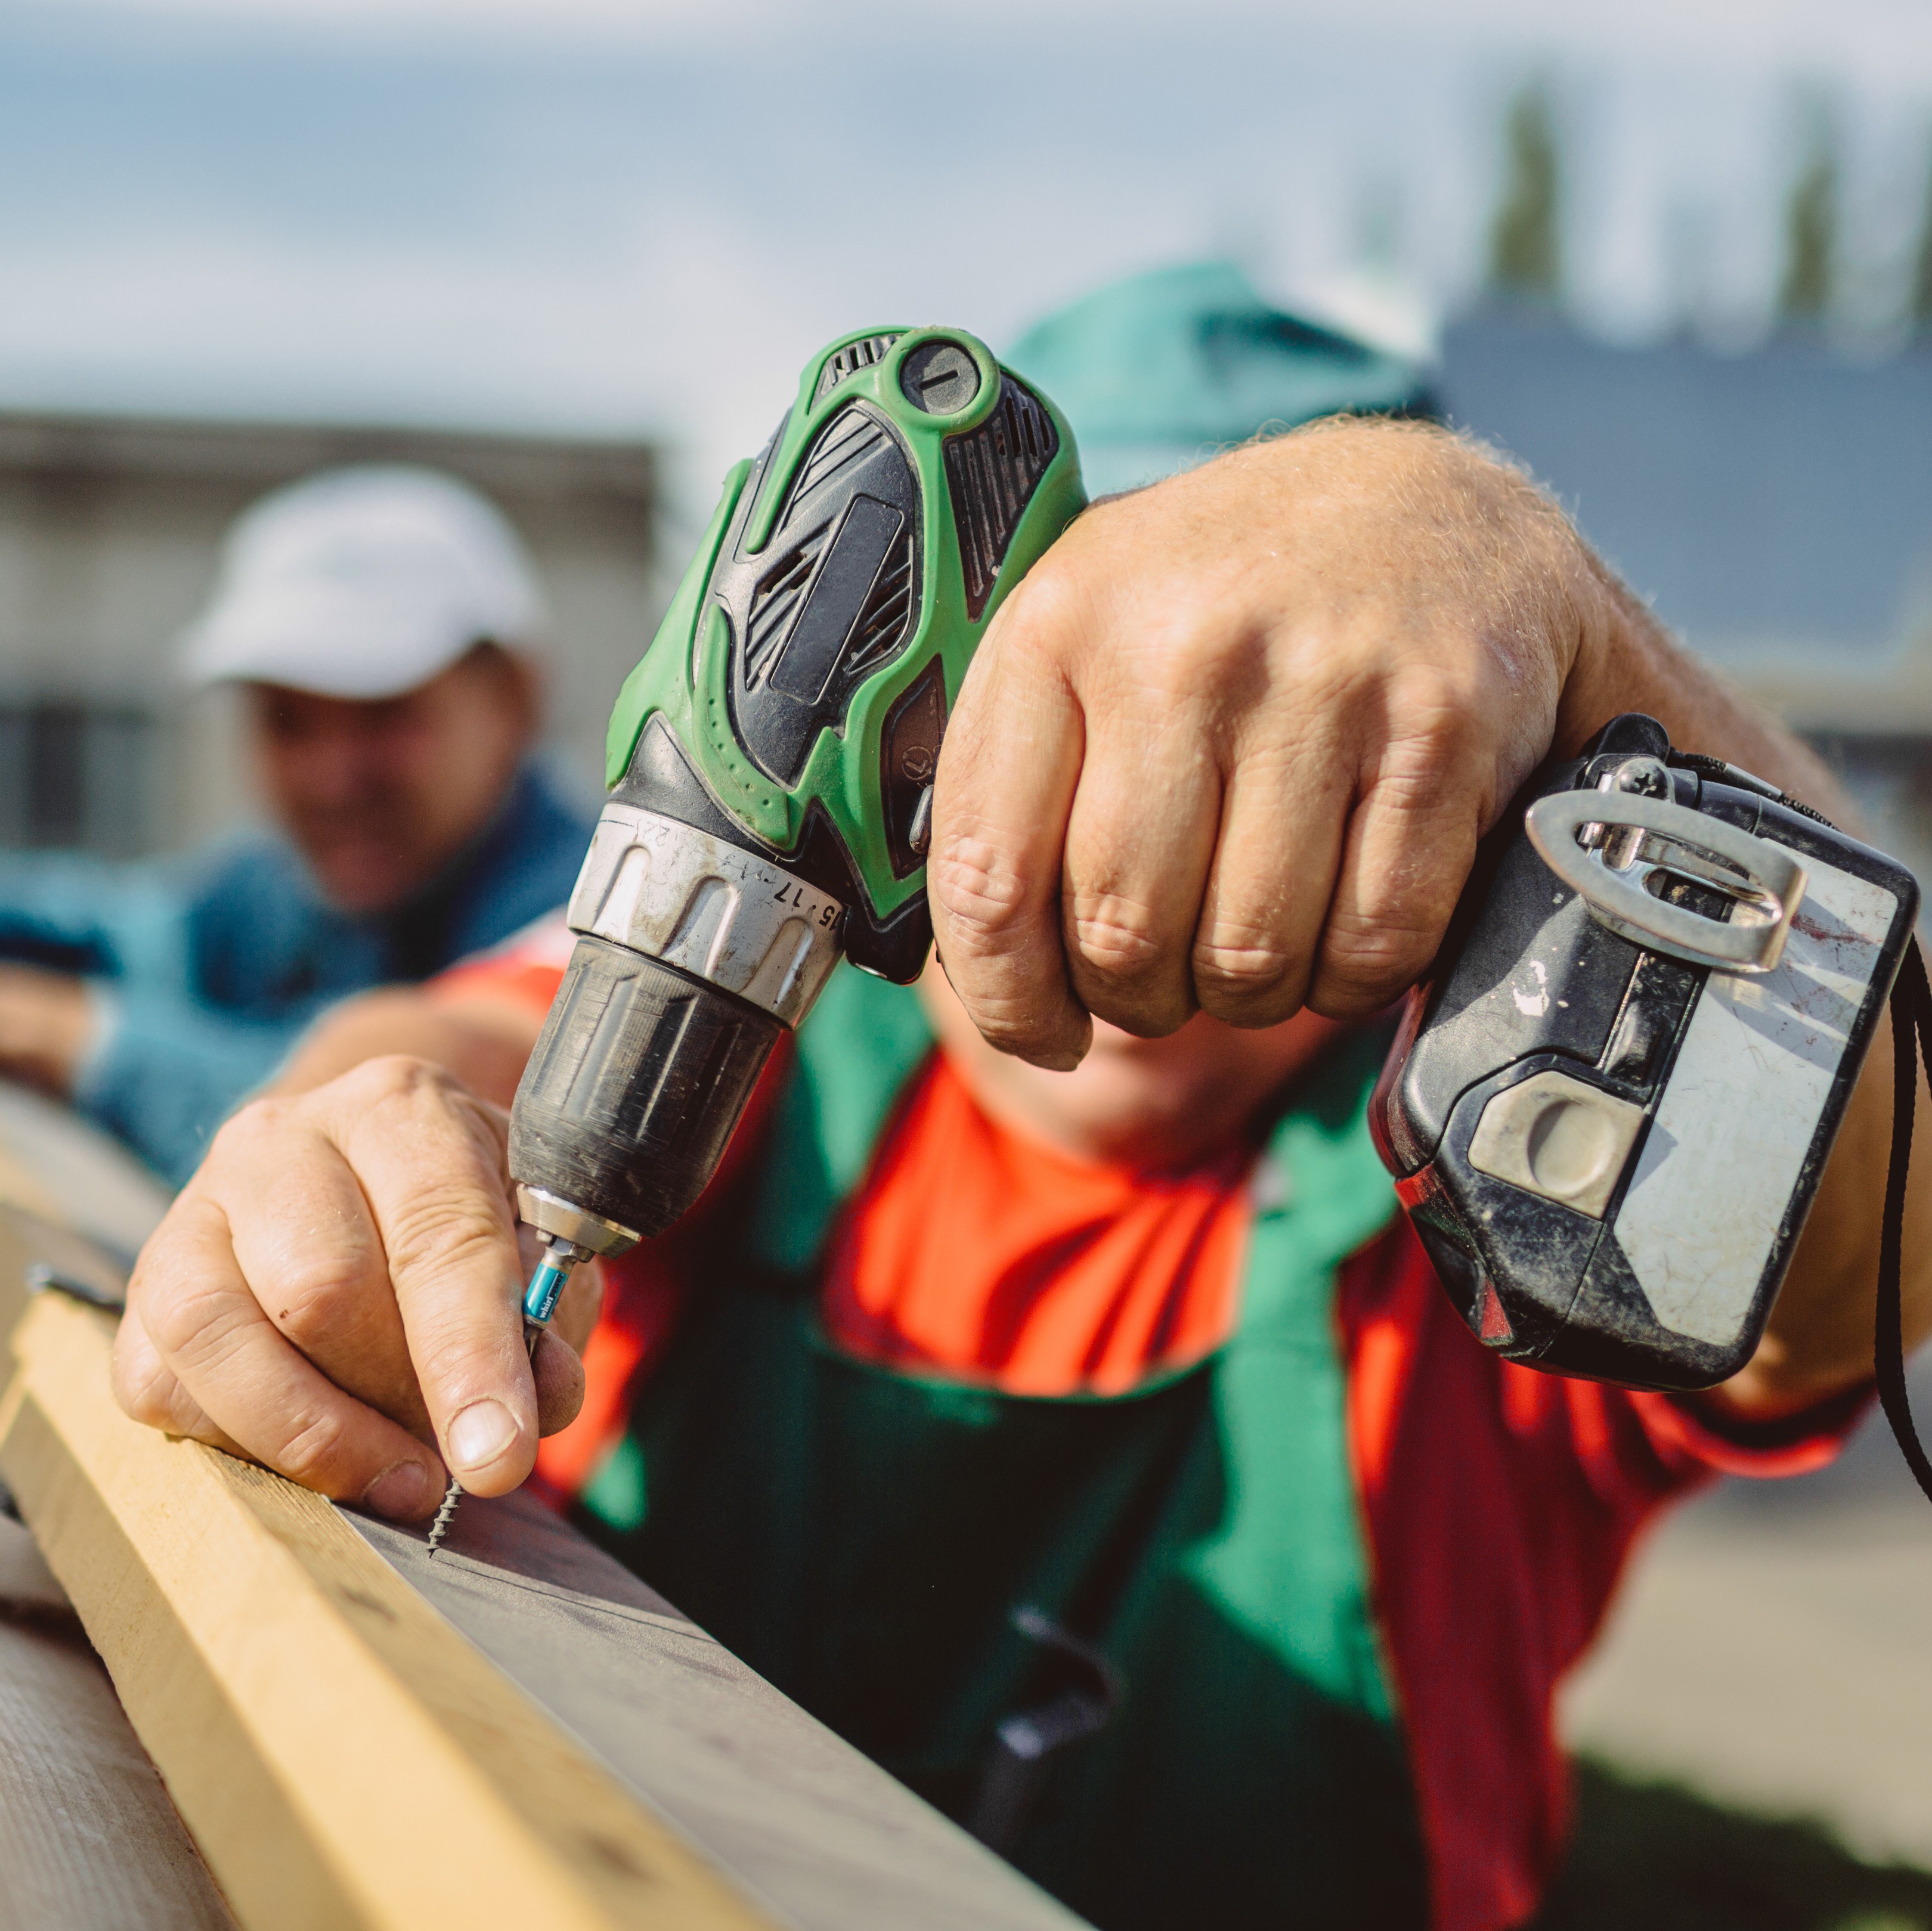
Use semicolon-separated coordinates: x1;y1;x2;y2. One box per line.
179;464;547;699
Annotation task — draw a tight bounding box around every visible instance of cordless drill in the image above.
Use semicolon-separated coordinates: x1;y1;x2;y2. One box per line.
507;327;1086;1325
499;321;1919;1443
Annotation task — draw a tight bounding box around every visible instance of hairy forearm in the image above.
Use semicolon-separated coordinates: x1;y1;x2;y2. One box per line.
274;989;541;1111
1560;558;1854;819
1561;551;1931;1412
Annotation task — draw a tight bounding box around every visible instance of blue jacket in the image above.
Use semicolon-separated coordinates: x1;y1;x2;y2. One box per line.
0;762;592;1186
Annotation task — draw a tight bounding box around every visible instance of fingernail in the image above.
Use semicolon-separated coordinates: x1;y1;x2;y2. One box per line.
447;1399;518;1474
363;1460;431;1519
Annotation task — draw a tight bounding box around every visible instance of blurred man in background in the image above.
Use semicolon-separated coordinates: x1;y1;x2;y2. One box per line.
0;465;592;1183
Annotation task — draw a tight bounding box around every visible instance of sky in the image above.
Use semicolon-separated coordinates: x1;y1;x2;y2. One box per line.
4;0;1932;509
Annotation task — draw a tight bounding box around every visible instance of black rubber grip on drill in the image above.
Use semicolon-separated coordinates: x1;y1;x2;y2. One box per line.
509;935;781;1241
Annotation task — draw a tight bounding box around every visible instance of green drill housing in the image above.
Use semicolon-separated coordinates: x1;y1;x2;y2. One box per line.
602;324;1087;980
508;327;1085;1255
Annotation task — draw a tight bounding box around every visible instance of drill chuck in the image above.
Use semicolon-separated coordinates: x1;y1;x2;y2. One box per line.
509;934;785;1245
510;806;850;1243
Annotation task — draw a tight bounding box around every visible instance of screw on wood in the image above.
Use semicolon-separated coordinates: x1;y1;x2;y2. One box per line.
425;1480;462;1556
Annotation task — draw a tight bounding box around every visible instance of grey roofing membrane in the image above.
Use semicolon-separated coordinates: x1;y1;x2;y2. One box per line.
1439;314;1932;667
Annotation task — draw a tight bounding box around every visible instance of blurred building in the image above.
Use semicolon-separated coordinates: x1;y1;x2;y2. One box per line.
7;338;1927;883
0;411;658;857
1442;314;1932;884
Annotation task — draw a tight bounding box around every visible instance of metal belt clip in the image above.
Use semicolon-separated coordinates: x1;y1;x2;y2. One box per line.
1526;783;1808;975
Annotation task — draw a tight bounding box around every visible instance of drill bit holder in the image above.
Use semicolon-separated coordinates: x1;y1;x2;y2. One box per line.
510;935;782;1245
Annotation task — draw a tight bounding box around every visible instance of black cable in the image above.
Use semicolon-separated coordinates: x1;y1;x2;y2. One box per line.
1667;750;1839;829
1877;937;1932;1505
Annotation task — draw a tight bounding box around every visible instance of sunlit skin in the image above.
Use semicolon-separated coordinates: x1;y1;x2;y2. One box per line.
916;954;1343;1171
107;422;1932;1521
248;642;539;916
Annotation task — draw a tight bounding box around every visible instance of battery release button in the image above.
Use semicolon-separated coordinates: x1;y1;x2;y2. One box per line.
1467;1070;1647;1220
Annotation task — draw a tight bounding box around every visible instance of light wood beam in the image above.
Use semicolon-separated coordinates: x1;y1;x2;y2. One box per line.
1;1290;778;1931
0;1084;1087;1931
1;1258;1087;1931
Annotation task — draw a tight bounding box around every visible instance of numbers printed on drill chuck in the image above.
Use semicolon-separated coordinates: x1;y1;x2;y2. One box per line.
567;804;846;1025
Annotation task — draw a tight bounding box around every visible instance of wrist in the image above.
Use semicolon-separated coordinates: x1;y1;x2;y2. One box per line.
1710;1348;1871;1422
1550;549;1660;758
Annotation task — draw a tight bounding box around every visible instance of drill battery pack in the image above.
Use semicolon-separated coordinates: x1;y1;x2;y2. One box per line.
1371;712;1921;1391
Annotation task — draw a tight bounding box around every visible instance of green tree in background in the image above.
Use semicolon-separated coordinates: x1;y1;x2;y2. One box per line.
1490;82;1563;302
1910;132;1932;333
1779;100;1838;326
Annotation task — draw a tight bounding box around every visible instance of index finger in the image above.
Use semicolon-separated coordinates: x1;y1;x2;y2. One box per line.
929;573;1091;1070
319;1059;535;1498
128;1191;447;1518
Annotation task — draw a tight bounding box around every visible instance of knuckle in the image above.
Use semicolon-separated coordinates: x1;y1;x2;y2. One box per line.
317;1055;454;1135
1155;613;1246;690
111;1334;179;1430
113;1377;165;1428
1314;909;1435;1012
273;1408;356;1492
206;1096;283;1164
1193;933;1300;1018
268;1250;381;1350
345;1052;446;1109
1191;904;1297;991
141;1275;245;1370
1370;686;1481;801
995;552;1086;656
929;837;1035;947
380;1197;508;1285
128;1237;208;1356
1067;893;1165;981
339;1061;507;1180
1069;895;1194;1039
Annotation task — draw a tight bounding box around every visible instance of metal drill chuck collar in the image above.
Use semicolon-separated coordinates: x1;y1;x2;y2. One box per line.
507;811;845;1250
566;807;845;1027
514;1186;642;1260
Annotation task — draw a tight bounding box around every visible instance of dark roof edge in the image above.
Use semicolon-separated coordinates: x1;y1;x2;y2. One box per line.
0;406;656;501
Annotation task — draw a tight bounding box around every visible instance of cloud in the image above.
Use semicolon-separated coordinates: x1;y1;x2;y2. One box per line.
51;0;1932;86
4;0;1931;520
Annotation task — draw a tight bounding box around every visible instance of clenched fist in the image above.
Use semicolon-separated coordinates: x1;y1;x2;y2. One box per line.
930;418;1705;1065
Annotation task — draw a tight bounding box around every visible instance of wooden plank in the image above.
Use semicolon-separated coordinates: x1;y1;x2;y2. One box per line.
1;1291;778;1931
0;1517;237;1931
0;1155;238;1931
0;1087;1086;1931
355;1493;1089;1931
0;1276;1089;1931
